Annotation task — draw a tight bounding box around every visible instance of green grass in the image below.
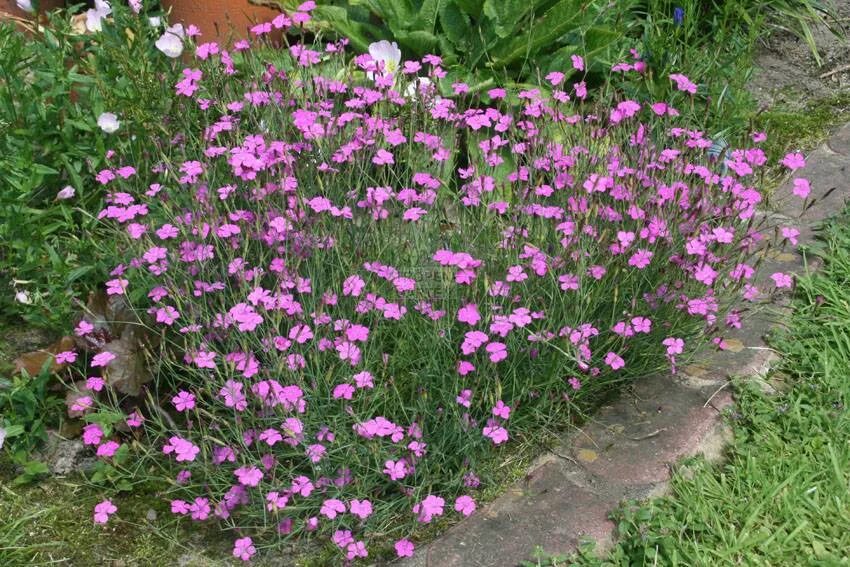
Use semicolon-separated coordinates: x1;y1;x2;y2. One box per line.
0;464;235;566
532;211;850;566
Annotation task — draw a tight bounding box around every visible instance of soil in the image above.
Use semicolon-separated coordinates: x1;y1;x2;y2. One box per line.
750;2;850;108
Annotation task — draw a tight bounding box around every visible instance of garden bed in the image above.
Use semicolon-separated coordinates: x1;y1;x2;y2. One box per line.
1;1;846;565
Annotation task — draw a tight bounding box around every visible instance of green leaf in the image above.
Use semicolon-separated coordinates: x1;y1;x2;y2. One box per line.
440;1;472;45
415;0;442;33
482;0;530;38
490;0;584;67
395;30;440;55
454;0;484;18
313;6;383;53
2;424;25;438
32;163;60;175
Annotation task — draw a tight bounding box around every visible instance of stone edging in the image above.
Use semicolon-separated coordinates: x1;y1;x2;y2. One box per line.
399;122;850;567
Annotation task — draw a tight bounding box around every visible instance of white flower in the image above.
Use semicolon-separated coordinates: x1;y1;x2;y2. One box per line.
97;112;120;133
148;16;161;27
368;40;401;77
16;0;34;13
404;77;433;99
0;426;6;450
155;24;185;58
15;290;31;304
57;185;76;200
85;0;112;32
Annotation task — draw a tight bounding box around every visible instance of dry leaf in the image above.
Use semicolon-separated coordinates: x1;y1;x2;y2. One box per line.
13;335;75;376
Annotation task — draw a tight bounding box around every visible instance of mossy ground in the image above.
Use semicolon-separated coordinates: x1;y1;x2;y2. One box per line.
0;460;233;566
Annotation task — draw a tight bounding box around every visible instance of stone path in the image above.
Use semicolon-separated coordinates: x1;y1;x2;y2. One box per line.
401;122;850;567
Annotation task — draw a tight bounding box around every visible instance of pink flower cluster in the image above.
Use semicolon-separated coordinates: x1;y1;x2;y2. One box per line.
71;9;808;562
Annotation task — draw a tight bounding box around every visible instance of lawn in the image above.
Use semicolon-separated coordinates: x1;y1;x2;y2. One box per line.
537;210;850;566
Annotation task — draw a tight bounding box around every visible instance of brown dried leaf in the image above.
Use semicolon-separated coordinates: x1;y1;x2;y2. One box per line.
103;326;152;396
12;336;75;376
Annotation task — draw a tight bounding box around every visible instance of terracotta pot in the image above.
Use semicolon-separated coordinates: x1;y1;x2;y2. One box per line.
1;0;64;18
161;0;281;41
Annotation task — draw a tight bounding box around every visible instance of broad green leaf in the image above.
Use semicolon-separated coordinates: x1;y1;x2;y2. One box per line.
454;0;484;18
440;1;472;45
312;6;382;52
415;0;443;32
482;0;530;38
395;30;440;55
490;0;585;67
2;424;25;438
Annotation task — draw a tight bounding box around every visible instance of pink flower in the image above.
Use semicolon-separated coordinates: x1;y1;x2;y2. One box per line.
75;320;94;336
96;440;120;458
346;541;368;560
353;370;374;388
492;400;511;420
82;423;103;446
663;337;685;355
91;351;116;367
483;424;509;444
163;436;200;462
55;350;77;364
383;459;408;480
413;495;444;523
454;495;476;517
771;272;793;288
93;499;117;524
456;389;472;408
235;465;263;487
485;342;507;363
372;149;394;165
105;278;128;295
172;390;196;412
333;383;355;400
343;275;365;296
395;539;415;557
194;350;218;369
345;324;369;342
349;499;373;519
781;152;806;170
628;249;653;269
781;227;800;245
792;178;811;199
669;73;697;94
604;352;625;370
545;71;565;86
291;475;314;497
457;303;481;326
233;537;256;561
571;54;585;71
320;498;346;519
333;529;353;548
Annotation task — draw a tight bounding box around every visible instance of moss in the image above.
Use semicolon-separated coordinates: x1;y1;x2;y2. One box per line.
757;90;850;163
0;466;233;566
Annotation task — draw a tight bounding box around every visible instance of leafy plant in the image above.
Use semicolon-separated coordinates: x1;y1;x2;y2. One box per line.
53;4;809;561
0;369;62;484
0;5;177;329
259;0;635;89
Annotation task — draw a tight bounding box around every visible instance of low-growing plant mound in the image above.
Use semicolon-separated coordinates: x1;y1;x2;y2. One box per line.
62;5;809;562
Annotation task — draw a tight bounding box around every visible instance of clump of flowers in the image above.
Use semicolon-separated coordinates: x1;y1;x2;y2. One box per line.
67;5;808;562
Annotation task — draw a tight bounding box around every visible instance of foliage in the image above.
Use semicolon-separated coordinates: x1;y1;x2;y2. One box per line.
264;0;635;89
0;5;175;329
574;211;850;565
0;369;62;484
46;3;811;561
